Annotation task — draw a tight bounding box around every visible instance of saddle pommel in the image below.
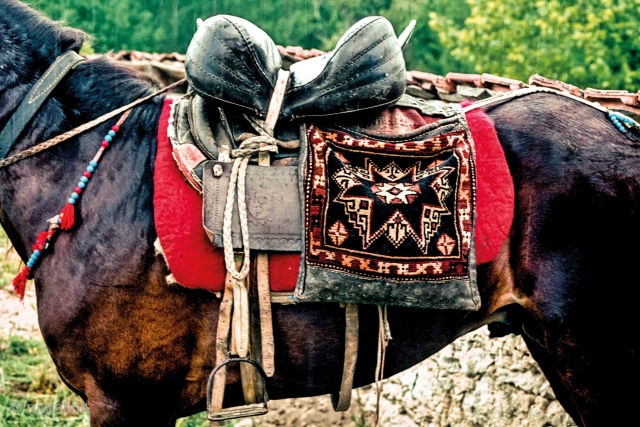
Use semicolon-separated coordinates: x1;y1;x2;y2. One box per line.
186;15;282;117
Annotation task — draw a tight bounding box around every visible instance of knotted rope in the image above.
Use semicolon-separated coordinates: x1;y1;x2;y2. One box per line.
222;117;281;358
221;118;279;283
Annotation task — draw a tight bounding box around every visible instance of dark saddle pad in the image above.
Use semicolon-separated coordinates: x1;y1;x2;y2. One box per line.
185;15;406;119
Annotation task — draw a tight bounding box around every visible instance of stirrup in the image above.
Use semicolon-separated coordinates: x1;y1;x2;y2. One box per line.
206;356;269;421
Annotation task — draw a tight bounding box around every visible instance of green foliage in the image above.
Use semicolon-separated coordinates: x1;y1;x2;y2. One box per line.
24;0;640;89
431;0;640;90
26;0;470;77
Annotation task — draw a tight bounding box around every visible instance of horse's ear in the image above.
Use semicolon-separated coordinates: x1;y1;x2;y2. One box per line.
59;27;86;53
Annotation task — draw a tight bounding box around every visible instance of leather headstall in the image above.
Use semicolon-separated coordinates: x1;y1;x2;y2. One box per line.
0;51;85;161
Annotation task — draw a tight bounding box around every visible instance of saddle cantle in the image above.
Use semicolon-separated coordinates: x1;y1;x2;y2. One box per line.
186;15;406;119
283;16;406;118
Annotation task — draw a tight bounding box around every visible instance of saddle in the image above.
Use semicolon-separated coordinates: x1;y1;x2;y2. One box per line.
185;15;407;119
175;14;414;422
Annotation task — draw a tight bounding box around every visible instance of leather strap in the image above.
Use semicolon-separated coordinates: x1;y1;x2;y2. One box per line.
208;272;235;423
0;51;85;160
331;303;359;411
256;254;275;377
238;276;257;404
255;70;289;378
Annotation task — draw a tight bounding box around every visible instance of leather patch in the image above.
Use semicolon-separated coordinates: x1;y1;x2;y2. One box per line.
203;161;302;251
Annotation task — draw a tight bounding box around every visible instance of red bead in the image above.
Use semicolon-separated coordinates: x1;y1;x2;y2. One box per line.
111;125;120;132
83;171;92;178
102;140;110;148
74;187;82;194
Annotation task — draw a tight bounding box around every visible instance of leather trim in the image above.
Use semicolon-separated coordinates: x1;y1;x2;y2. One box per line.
0;51;85;160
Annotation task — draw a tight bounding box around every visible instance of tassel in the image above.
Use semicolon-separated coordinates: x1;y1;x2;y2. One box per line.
59;203;75;230
12;266;30;301
32;231;49;252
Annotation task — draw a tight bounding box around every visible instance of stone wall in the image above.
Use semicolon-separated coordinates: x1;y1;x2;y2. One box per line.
246;328;577;427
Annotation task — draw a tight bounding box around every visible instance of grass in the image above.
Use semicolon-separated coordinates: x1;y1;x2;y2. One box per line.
0;335;89;426
0;229;229;426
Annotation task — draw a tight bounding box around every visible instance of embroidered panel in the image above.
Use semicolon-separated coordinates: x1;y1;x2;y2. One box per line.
305;122;475;282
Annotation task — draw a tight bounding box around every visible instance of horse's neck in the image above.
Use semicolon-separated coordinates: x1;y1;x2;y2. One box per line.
0;58;161;260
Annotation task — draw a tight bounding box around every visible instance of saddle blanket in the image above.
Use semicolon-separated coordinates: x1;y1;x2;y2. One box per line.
153;98;514;296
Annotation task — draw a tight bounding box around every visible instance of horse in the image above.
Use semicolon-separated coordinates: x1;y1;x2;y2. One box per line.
1;1;638;425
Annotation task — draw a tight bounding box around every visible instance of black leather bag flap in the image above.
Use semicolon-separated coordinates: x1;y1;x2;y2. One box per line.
203;161;302;251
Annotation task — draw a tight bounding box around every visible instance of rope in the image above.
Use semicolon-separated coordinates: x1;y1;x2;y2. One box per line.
222;118;280;359
0;78;186;170
461;86;611;114
221;119;279;283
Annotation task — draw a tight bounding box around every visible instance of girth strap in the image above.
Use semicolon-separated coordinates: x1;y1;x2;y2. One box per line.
0;51;85;160
331;303;359;411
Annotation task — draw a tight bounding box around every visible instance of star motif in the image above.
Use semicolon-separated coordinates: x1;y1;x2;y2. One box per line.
331;158;454;252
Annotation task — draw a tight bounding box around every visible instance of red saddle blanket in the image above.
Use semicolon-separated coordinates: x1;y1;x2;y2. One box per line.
154;98;514;293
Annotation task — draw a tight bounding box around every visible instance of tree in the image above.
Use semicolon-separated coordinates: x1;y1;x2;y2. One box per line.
431;0;640;90
27;0;471;75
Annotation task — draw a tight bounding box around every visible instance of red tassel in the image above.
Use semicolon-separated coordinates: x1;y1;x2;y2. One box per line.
59;203;75;230
12;267;30;301
32;231;49;252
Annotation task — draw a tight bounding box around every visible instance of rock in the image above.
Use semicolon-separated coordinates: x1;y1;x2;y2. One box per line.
254;327;578;426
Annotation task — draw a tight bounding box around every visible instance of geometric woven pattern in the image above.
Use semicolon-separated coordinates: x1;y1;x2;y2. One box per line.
305;123;475;281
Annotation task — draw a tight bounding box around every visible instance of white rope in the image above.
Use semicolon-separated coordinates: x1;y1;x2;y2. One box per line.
221;121;279;283
222;123;279;359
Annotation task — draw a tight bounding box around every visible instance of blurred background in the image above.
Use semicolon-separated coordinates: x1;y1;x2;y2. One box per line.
27;0;640;90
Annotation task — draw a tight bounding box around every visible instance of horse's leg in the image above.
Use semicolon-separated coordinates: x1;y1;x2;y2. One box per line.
520;327;583;426
83;377;178;427
519;252;638;426
548;323;637;426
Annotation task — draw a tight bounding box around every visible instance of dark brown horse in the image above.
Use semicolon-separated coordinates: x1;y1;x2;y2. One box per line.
1;1;638;425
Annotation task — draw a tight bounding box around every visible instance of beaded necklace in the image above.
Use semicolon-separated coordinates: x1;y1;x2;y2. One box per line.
12;110;131;300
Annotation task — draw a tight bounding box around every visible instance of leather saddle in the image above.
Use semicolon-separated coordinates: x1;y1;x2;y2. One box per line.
173;14;425;252
185;15;407;119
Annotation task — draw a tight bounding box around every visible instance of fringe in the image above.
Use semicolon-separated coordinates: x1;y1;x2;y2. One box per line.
12;266;30;301
59;203;75;230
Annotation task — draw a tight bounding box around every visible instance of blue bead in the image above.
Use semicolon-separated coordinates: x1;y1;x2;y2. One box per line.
90;160;98;167
80;176;89;183
68;198;75;204
71;192;79;200
87;166;95;173
105;135;113;142
34;250;40;256
57;218;61;224
108;130;116;137
27;260;34;268
78;182;86;189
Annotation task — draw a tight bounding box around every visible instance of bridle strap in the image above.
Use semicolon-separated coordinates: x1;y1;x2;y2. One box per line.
0;77;187;170
0;51;85;160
